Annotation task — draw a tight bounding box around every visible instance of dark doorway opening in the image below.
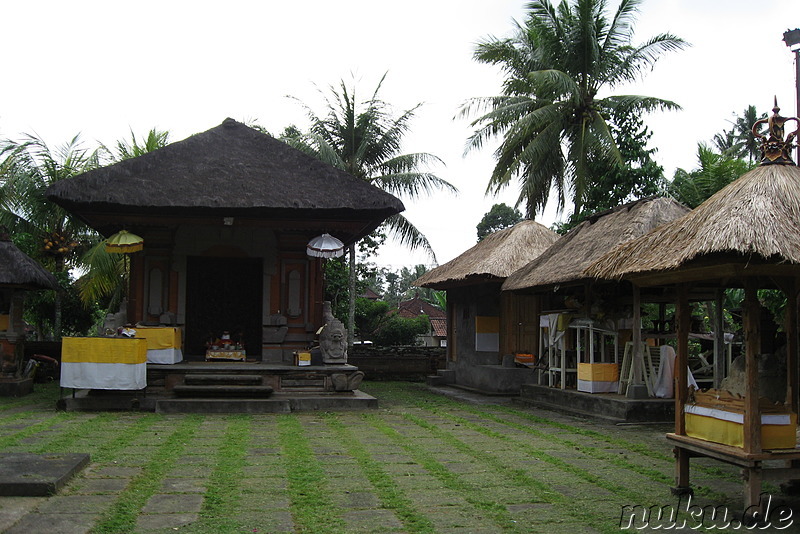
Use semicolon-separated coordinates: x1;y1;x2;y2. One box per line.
185;256;263;358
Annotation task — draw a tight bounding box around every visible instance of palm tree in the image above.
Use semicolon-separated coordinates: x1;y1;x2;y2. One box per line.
288;74;457;257
669;143;755;209
288;74;457;342
79;128;172;309
461;0;687;218
0;133;103;338
111;128;170;162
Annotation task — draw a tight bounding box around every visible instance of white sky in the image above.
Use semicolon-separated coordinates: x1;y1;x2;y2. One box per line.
1;0;798;269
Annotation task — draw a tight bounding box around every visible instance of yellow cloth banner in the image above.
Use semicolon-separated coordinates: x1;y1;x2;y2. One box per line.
61;337;147;364
577;363;619;381
685;412;797;449
135;327;182;350
475;316;499;333
0;315;8;331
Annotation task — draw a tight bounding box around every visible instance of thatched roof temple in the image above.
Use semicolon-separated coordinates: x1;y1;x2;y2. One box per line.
414;220;558;289
46;118;404;242
0;237;58;290
503;197;689;292
586;164;800;285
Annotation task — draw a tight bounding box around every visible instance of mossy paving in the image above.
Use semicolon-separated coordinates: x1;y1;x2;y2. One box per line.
0;382;781;533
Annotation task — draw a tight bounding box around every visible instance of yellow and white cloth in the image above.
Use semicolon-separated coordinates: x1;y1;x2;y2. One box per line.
135;326;183;364
60;337;147;390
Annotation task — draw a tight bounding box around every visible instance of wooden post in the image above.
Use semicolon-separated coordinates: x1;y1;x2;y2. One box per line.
626;284;648;398
714;289;725;389
785;279;799;413
743;279;762;454
675;283;689;435
673;284;691;493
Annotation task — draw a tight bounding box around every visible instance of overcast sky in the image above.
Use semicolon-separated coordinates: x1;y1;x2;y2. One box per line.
1;0;797;269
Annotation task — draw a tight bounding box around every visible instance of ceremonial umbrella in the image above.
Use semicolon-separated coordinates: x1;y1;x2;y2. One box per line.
105;230;144;254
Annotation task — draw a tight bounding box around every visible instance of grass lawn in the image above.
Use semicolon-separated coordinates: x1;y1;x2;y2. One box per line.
0;381;779;533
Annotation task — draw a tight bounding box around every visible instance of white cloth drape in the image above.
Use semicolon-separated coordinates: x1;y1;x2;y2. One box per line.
653;345;698;398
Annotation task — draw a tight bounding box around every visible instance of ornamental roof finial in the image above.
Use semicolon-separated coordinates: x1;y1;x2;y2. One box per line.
752;98;799;165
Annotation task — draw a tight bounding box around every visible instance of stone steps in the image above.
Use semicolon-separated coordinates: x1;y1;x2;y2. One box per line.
172;384;274;398
183;374;262;385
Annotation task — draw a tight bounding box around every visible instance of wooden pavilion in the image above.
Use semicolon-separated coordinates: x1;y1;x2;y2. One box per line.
587;104;800;510
502;197;690;397
0;235;58;394
414;220;558;393
46;118;404;363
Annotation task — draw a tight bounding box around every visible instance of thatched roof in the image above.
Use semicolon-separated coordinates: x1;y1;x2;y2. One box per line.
586;165;800;283
46;118;404;236
0;239;58;290
414;220;558;289
502;197;690;291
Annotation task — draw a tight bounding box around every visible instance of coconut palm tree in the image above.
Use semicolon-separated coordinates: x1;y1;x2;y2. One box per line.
79;128;172;309
669;143;755;209
111;127;170;162
288;74;457;258
461;0;687;218
0;133;103;338
287;74;457;343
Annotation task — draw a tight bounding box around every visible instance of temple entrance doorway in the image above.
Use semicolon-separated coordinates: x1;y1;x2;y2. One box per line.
185;256;263;359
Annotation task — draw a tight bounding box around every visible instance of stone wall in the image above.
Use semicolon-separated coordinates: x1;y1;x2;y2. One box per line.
348;346;446;381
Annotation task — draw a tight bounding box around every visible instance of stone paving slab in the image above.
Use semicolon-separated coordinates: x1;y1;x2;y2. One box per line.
4;512;99;534
0;497;44;532
134;512;199;532
0;453;90;496
141;493;204;514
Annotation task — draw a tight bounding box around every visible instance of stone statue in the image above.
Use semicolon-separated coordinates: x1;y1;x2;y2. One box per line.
319;301;347;364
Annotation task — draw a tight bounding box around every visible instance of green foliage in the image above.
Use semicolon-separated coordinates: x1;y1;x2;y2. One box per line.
111;128;170;161
555;111;668;233
354;297;430;346
23;270;103;339
323;257;375;322
669;144;755;208
462;0;687;217
288;73;456;259
375;264;435;307
712;105;766;163
476;203;523;241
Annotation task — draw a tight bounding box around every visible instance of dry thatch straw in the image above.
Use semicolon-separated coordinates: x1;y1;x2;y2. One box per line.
414;220;558;289
46;118;404;225
0;238;58;290
503;197;690;291
587;165;800;281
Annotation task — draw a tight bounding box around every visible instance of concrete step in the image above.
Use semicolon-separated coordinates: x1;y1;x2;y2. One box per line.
172;385;274;398
155;391;378;414
157;398;291;414
183;374;262;385
426;375;447;386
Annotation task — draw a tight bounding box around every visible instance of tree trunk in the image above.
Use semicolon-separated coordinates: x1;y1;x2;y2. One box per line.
348;243;356;347
53;256;64;340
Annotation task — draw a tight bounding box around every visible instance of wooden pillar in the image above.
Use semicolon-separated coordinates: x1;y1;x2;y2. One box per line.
785;278;799;413
675;283;689;435
743;279;762;454
127;253;145;324
713;288;725;389
626;284;648;398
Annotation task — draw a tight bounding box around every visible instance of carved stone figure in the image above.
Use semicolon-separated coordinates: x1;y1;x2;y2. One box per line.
319;301;347;364
331;371;364;391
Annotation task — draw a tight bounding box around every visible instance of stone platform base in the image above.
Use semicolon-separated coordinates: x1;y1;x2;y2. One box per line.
0;453;89;496
59;389;377;413
518;384;674;423
0;378;33;397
